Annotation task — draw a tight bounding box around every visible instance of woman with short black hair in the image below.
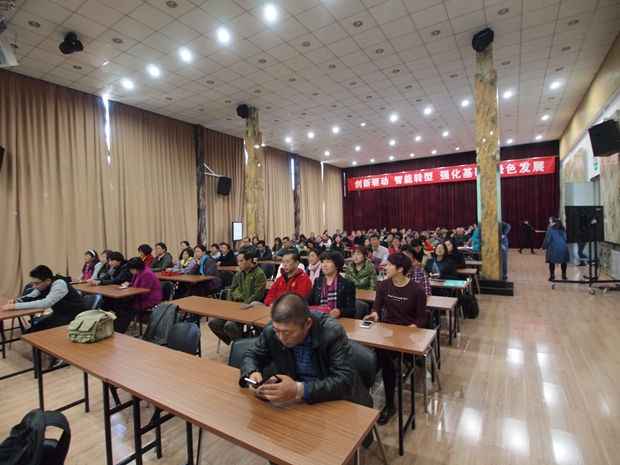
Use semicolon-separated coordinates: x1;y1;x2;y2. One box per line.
306;249;356;318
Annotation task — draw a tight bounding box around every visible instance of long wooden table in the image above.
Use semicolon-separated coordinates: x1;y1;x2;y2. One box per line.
457;267;480;293
73;283;151;299
173;296;272;325
22;327;378;465
154;272;215;284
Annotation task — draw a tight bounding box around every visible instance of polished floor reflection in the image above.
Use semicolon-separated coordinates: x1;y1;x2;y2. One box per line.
1;250;617;464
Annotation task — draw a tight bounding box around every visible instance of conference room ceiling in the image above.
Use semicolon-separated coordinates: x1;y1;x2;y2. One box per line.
2;1;619;168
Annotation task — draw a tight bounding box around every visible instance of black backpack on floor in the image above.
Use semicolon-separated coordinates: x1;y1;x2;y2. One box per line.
0;409;71;465
462;293;480;319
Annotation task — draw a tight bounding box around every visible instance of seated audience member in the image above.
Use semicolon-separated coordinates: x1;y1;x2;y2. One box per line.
272;237;283;255
88;251;132;286
254;240;273;261
353;230;365;246
150;242;173;272
421;234;435;252
453;228;466;246
322;233;332;248
306;249;322;285
217;242;237;266
93;249;113;280
330;234;345;256
290;233;299;246
251;236;260;247
380;233;393;248
123;257;163;311
363;253;427;425
388;235;402;255
425;243;460;280
306;250;356;318
297;238;309;254
370;234;389;266
410;239;431;268
401;245;432;296
445;238;466;269
405;234;415;246
138;244;155;268
239;236;257;257
210;243;222;261
239;293;374;449
178;241;193;261
275;248;306;277
168;248;197;274
471;226;480;252
264;250;312;306
345;246;378;290
79;250;100;281
2;265;85;332
273;237;293;259
208;252;267;345
189;244;222;297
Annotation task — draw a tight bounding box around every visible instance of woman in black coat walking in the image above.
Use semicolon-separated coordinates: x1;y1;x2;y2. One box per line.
519;219;536;254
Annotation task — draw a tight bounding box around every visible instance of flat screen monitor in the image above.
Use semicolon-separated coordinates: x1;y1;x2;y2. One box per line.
565;206;604;243
232;222;243;242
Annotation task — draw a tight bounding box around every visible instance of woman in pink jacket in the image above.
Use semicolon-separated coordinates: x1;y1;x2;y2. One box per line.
122;257;163;310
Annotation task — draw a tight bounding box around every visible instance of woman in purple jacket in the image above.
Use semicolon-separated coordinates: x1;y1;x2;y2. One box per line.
122;257;163;310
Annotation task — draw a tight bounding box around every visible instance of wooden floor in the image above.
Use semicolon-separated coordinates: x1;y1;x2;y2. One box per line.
1;250;619;465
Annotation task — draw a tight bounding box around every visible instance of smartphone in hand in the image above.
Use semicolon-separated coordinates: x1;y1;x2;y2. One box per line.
360;320;374;329
244;374;282;387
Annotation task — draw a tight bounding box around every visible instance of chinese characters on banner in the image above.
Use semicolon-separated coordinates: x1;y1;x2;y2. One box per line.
347;156;556;192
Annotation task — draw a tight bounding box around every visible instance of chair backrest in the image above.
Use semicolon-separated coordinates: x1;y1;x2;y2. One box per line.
160;281;174;302
141;303;180;345
354;300;369;319
82;293;102;310
228;337;259;368
348;340;377;389
219;270;235;288
259;264;275;280
166;323;201;355
75;290;84;300
21;283;34;296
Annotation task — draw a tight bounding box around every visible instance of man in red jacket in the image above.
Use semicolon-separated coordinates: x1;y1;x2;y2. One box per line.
264;250;312;306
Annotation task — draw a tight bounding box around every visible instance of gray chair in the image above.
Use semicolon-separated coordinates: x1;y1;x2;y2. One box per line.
82;293;103;310
228;337;259;368
354;299;369;319
348;341;389;465
160;281;174;302
167;323;201;356
217;271;235;299
259;263;275;280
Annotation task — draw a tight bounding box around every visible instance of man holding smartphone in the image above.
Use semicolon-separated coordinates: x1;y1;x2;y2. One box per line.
240;292;373;446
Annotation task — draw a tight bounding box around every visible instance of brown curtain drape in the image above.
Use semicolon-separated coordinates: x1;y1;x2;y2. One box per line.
0;70;108;296
203;128;245;247
264;147;294;245
323;164;344;232
107;102;197;256
298;156;324;236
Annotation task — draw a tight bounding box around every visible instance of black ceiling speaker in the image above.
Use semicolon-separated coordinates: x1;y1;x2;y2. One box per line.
236;104;249;119
472;28;494;53
589;119;620;157
59;32;84;55
217;176;232;196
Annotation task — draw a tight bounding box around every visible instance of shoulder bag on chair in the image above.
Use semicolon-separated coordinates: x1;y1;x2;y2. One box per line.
67;310;116;343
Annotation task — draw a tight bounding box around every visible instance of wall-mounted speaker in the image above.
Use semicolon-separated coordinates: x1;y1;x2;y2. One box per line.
217;176;232;196
588;119;620;157
472;28;494;53
236;104;249;119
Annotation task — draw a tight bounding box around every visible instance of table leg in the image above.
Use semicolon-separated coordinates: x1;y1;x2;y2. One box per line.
185;422;194;465
84;372;90;413
34;346;44;409
132;396;143;465
448;308;453;345
1;320;6;359
103;383;113;465
397;352;404;456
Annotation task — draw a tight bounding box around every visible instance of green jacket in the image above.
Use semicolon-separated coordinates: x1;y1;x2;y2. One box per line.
344;259;378;290
227;264;266;303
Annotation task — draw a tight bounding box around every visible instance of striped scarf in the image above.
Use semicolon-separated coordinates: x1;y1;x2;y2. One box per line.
320;275;339;310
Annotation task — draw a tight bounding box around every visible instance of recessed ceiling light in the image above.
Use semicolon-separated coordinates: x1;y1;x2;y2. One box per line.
206;80;214;84
380;107;386;110
432;150;437;154
555;67;564;72
259;58;267;64
568;20;579;26
254;90;261;93
353;21;363;27
121;79;133;89
360;122;366;127
325;151;330;156
415;136;421;142
442;131;449;137
370;158;375;162
450;73;458;78
507;139;513;144
147;65;160;77
289;78;296;82
199;108;205;112
498;8;509;15
328;64;336;69
312;92;319;96
503;91;512;98
424;107;432;115
416;98;423;102
352;161;357;165
455;147;460;151
366;95;373;99
308;132;314;138
165;97;172;101
431;30;441;36
550;81;561;89
28;21;40;28
355;146;361;151
264;4;277;21
112;37;123;44
179;48;192;62
302;41;311;47
536;135;543;140
389;114;398;122
541;115;549;121
266;106;271;110
285;137;292;143
410;153;414;157
166;1;177;8
73;65;82;70
389;156;394;160
389;140;396;146
502;61;511;65
461;99;469;107
405;85;412;89
392;69;400;74
226;118;232;121
561;46;571;51
349;82;356;86
375;49;384;54
332;126;339;134
218;28;230;43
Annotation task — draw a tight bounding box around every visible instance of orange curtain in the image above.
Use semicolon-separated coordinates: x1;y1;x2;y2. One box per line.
264;147;294;245
323;163;344;232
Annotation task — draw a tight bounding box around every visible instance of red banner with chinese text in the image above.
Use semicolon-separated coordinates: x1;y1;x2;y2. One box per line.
347;156;556;191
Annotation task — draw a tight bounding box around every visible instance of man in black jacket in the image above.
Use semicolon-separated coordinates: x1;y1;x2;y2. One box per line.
240;293;373;448
253;240;273;261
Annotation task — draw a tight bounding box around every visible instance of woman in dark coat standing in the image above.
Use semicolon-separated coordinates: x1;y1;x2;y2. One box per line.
541;217;570;281
519;219;536;254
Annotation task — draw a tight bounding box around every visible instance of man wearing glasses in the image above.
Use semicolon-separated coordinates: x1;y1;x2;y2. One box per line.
1;265;84;332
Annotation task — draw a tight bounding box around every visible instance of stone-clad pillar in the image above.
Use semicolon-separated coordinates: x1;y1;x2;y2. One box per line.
475;44;502;281
195;124;206;245
244;108;265;240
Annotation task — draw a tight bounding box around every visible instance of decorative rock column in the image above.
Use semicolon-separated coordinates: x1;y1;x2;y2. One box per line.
244;108;265;240
195;124;206;245
475;44;502;281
